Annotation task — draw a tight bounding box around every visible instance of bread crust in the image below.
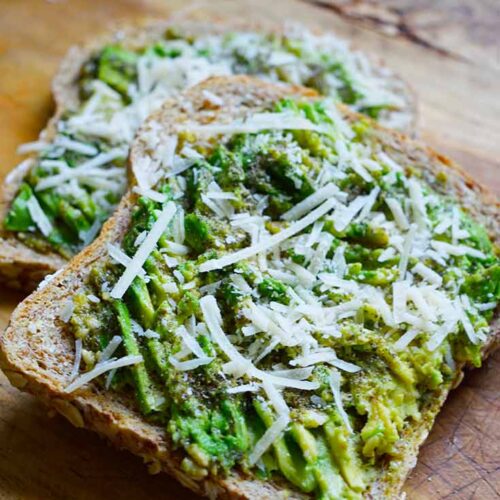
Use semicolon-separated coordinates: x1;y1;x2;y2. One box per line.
0;76;497;498
0;19;417;291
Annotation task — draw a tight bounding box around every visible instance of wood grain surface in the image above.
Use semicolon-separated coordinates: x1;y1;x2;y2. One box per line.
0;0;499;498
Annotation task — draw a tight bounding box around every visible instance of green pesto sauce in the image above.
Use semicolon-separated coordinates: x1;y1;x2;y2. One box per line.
70;99;498;497
5;27;408;257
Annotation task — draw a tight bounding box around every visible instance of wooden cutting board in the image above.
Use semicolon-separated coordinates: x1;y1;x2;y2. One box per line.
0;0;498;498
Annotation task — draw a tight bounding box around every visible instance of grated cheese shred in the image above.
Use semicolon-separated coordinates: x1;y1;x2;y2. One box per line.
65;355;143;393
111;202;176;299
199;198;337;273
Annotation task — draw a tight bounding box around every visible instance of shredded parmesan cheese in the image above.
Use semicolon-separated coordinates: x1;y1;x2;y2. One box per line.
333;195;367;232
201;296;319;390
54;136;98;156
59;299;74;323
408;178;427;227
176;326;206;358
412;262;442;286
69;339;82;381
282;184;341;221
169;356;214;371
226;383;260;394
248;414;290;466
65;355;143;393
393;328;420;351
329;371;352;433
398;224;417;280
111;202;176;298
199;198;336;273
26;196;53;237
98;336;123;364
183;112;323;136
262;379;290;416
386;198;409;230
430;240;486;260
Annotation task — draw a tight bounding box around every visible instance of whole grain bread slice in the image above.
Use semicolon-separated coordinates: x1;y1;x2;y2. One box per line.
0;18;417;291
0;76;495;498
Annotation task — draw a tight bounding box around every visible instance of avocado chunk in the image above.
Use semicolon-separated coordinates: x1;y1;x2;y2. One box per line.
254;400;316;493
184;213;213;254
258;277;290;304
114;300;161;414
461;264;500;304
324;421;366;492
313;434;350;499
4;183;34;231
126;277;155;328
97;45;138;97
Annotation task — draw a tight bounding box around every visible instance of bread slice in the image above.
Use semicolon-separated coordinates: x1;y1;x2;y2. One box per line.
0;76;497;498
0;19;417;291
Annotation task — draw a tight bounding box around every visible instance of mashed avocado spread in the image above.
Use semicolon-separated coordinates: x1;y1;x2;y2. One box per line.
65;97;499;498
4;25;411;258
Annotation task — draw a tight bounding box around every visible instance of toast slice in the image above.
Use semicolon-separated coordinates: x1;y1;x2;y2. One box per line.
0;19;416;291
1;76;497;499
